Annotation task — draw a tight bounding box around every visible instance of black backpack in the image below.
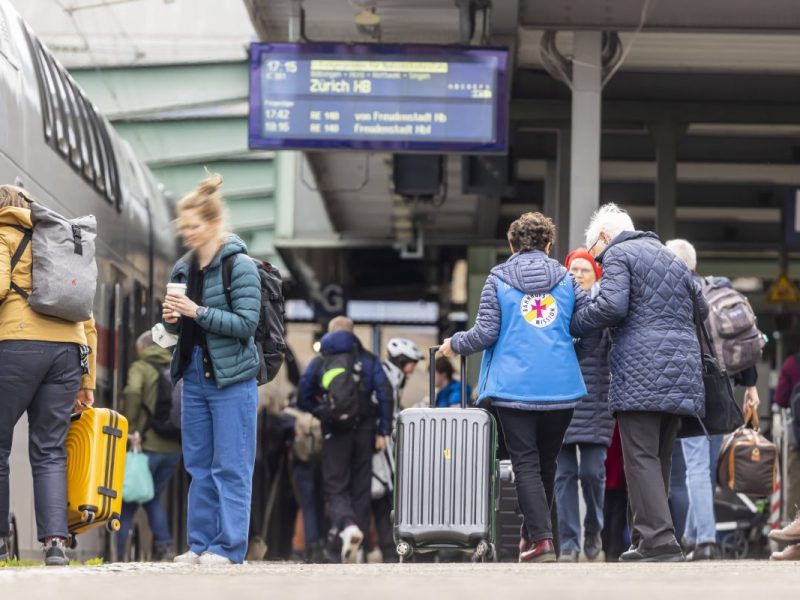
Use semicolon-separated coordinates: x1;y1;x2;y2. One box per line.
222;255;286;385
316;349;364;430
143;361;181;441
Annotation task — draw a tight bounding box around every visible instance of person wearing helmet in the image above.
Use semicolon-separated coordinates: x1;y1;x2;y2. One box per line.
370;337;423;562
383;338;424;415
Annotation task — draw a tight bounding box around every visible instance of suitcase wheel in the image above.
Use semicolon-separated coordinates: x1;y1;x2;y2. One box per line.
473;540;495;563
80;509;95;524
396;541;413;562
106;518;121;533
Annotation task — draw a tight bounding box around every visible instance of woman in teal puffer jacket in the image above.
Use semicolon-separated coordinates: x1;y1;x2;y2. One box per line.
162;173;261;565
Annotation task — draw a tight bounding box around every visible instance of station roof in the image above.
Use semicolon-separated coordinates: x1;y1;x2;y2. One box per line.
245;0;800;264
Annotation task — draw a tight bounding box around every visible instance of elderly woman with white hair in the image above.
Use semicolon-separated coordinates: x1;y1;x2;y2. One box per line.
570;204;708;563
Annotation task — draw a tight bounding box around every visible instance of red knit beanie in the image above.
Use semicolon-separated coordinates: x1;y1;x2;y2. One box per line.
566;248;603;280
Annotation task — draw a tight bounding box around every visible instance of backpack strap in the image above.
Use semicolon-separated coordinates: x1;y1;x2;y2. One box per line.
221;254;237;310
8;225;32;300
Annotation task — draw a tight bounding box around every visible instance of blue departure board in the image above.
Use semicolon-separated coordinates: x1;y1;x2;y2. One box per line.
248;43;509;153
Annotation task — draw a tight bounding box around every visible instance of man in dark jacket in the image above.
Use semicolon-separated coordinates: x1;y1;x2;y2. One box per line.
298;316;391;563
556;248;613;562
571;204;708;563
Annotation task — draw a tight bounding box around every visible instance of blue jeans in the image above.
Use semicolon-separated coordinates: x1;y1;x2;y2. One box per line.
682;434;723;546
118;451;181;558
555;443;607;553
182;347;258;564
293;460;322;547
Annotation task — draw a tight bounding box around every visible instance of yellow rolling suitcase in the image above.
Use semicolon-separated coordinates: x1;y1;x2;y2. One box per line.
65;408;128;535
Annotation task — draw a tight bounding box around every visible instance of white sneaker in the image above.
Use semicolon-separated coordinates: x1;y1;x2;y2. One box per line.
199;551;233;566
339;524;364;564
173;550;200;564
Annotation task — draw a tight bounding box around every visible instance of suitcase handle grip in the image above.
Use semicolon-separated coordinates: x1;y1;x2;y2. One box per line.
429;345;468;409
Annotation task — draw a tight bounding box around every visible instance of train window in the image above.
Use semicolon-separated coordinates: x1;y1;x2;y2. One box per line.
22;26;121;208
72;85;94;181
83;101;106;193
60;66;84;169
51;63;78;163
22;28;53;142
40;49;68;156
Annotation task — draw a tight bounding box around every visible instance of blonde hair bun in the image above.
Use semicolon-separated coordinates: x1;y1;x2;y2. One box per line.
196;171;223;197
177;169;226;224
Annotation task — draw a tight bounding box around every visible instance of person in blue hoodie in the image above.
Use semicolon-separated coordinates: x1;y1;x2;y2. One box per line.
440;212;598;563
298;316;391;564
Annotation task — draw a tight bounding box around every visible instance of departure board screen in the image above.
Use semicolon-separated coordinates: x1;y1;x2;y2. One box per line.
248;43;509;153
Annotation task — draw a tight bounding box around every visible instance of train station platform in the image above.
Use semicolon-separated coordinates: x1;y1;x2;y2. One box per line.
2;561;799;600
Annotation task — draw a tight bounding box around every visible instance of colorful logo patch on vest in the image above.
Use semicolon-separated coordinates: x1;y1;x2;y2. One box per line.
520;293;558;328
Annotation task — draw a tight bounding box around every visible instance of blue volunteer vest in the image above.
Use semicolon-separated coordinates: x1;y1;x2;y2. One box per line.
476;274;587;406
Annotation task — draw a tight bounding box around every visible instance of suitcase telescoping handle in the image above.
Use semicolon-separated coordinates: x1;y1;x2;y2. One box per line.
429;345;468;409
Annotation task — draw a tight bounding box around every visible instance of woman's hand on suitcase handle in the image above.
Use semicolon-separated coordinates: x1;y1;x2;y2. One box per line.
438;338;455;358
74;389;94;412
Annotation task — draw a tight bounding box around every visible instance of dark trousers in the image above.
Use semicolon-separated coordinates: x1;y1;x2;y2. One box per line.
321;424;374;534
668;444;689;543
602;487;629;561
496;407;574;543
617;411;681;550
0;341;81;541
371;495;397;562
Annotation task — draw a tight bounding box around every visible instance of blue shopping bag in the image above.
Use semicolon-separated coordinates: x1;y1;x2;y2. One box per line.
122;450;155;504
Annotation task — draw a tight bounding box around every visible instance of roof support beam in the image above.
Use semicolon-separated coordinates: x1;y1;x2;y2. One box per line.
519;0;800;32
512;99;800;126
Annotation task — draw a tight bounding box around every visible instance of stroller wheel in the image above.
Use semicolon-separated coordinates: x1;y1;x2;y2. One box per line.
720;530;749;560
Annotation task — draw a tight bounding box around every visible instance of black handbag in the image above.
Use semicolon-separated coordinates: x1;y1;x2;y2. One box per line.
677;285;744;438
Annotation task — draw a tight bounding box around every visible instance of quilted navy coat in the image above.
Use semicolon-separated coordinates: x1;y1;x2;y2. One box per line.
570;231;709;417
165;234;261;388
564;285;614;446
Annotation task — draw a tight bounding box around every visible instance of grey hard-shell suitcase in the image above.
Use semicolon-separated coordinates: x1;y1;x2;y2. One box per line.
393;346;498;562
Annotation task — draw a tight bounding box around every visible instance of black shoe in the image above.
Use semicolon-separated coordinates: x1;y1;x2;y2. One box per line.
153;544;175;562
619;543;685;563
688;543;720;562
583;532;605;562
44;538;69;566
0;537;11;562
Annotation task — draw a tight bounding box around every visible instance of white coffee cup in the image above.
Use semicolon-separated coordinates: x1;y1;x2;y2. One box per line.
166;282;187;317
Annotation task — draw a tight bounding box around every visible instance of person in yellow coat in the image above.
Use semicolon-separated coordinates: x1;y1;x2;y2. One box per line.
0;185;96;566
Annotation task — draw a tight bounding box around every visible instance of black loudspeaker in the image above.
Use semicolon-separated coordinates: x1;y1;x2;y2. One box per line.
392;154;444;197
462;154;515;197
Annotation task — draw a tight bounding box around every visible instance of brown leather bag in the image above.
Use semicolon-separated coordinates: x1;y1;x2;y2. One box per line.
717;408;778;497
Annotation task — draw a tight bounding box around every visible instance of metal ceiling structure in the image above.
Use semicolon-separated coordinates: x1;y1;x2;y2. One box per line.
243;0;800;295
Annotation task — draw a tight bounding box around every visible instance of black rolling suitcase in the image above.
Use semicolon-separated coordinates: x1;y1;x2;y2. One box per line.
393;346;498;562
495;460;524;561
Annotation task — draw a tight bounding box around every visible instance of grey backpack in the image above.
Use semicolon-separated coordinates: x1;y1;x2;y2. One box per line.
9;203;97;322
701;277;764;375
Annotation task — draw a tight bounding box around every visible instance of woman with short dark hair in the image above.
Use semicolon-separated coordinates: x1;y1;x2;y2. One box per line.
440;212;597;563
